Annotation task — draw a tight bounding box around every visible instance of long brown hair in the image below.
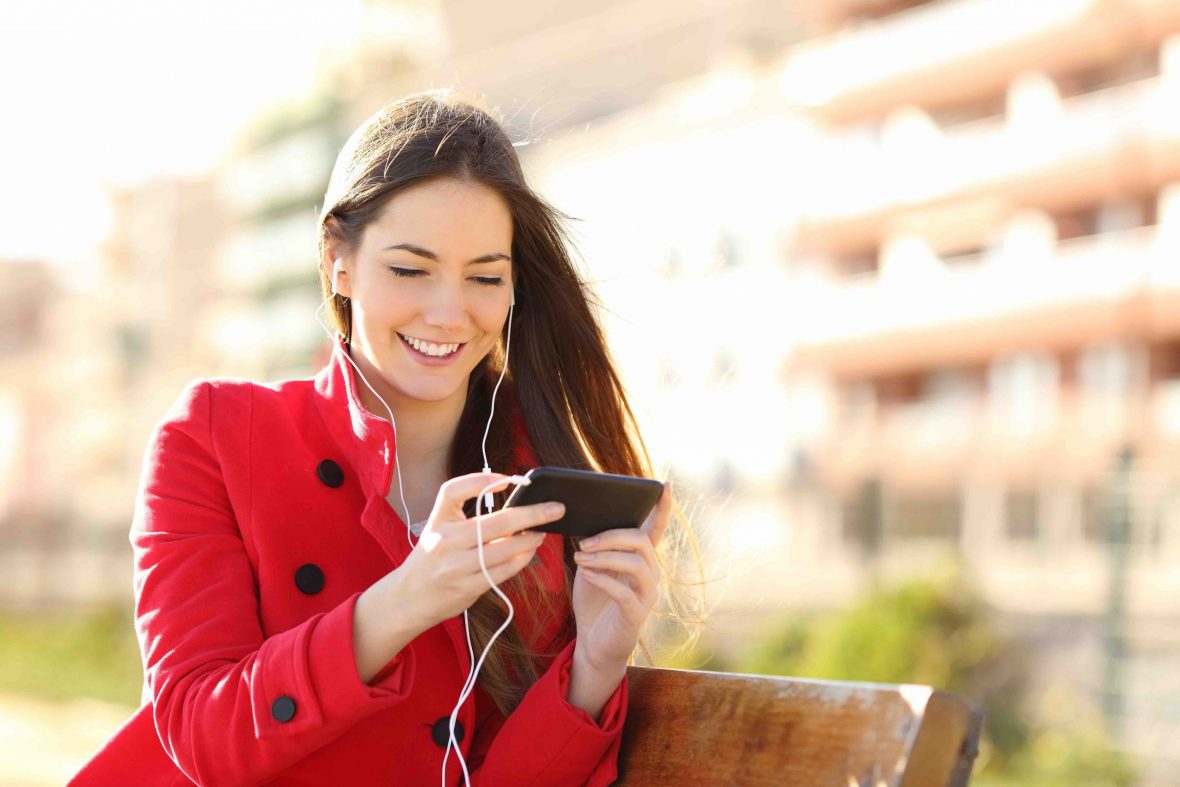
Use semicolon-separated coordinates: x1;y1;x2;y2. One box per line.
317;89;702;716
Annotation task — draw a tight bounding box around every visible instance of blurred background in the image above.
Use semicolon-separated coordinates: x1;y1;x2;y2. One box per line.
2;0;1178;784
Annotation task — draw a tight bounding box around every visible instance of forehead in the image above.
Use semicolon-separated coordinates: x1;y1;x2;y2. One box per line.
366;178;513;251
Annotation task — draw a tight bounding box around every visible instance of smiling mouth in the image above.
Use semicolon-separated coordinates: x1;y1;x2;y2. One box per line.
397;332;465;358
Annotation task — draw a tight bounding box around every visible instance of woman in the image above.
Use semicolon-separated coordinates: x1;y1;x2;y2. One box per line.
72;90;684;785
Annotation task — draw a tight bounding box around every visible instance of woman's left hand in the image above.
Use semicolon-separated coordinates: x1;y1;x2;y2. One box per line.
571;481;672;674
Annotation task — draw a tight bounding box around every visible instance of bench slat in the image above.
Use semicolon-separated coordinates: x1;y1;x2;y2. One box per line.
616;667;981;786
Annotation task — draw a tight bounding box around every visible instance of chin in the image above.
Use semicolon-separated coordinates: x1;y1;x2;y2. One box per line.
393;375;463;403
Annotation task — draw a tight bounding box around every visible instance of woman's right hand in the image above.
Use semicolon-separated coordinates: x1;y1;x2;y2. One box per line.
393;472;566;633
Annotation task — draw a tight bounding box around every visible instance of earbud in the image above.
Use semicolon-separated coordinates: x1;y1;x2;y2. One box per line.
331;258;344;297
510;286;515;307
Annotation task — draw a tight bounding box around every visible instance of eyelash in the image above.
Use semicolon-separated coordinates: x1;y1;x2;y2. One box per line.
386;266;505;287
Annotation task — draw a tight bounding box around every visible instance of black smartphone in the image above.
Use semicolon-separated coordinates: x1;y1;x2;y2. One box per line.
502;466;665;538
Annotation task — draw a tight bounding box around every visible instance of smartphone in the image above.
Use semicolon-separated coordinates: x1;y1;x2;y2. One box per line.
502;466;665;538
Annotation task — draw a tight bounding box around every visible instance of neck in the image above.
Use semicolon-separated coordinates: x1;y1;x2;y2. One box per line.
346;344;468;482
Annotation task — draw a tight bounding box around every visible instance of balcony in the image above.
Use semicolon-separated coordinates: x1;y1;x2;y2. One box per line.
215;210;318;291
797;75;1180;253
777;0;1180;122
813;385;1166;493
789;225;1180;377
218;127;337;218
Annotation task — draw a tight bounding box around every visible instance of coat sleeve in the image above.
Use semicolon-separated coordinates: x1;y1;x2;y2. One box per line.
464;639;628;786
132;379;417;787
461;534;628;786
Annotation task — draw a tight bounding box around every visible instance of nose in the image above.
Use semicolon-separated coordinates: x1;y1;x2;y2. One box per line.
422;280;469;335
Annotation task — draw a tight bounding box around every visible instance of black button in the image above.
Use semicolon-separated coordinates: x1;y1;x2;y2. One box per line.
431;716;464;748
295;563;325;595
316;459;344;488
272;696;296;723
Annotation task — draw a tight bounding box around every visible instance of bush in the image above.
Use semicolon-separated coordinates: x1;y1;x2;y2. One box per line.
731;568;1136;785
0;604;141;707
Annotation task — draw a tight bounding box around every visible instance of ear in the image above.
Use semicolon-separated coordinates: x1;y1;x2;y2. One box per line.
323;247;352;300
321;220;354;298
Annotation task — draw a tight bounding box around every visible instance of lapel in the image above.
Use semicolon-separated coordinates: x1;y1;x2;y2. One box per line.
310;336;543;662
312;336;409;563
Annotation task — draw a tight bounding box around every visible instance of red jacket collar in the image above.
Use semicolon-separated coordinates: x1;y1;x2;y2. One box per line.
311;335;539;501
312;336;398;500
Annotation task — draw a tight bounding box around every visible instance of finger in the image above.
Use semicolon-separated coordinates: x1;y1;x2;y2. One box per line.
640;482;672;549
579;529;658;577
573;551;657;606
574;550;645;574
466;530;546;570
436;472;524;518
456;501;566;548
466;544;542;590
577;567;647;625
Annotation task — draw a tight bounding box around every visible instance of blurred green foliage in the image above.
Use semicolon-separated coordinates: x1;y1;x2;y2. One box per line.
706;568;1138;786
0;604;141;708
0;580;1145;786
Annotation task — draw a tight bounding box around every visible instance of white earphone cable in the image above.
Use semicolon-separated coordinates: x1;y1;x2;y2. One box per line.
317;260;521;787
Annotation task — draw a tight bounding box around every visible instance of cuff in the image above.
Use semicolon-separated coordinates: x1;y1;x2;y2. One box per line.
555;641;626;731
254;591;416;739
531;639;627;756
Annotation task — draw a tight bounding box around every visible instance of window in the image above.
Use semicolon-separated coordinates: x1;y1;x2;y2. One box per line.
1078;343;1138;397
842;478;883;555
889;492;961;540
838;249;878;277
1005;489;1039;541
988;353;1059;434
1081;485;1115;543
1149;340;1180;382
1053;47;1160;99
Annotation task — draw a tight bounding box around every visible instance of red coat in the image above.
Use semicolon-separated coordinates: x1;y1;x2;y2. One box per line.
71;336;627;786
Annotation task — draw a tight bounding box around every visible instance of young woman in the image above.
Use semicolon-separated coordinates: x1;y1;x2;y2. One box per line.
72;90;685;785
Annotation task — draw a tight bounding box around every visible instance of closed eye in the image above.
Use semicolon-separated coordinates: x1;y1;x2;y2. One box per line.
387;266;504;287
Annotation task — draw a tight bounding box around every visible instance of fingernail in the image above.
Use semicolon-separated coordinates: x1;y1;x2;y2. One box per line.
547;503;565;516
581;536;599;548
574;551;594;562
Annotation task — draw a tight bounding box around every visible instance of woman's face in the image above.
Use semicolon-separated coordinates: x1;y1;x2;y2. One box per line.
336;177;514;405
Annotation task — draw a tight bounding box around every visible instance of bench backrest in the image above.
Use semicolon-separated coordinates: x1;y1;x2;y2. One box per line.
616;666;981;786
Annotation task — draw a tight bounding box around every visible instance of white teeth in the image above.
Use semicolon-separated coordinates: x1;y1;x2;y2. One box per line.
400;334;459;357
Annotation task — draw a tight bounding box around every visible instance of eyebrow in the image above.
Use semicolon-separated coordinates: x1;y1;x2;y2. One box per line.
383;243;512;265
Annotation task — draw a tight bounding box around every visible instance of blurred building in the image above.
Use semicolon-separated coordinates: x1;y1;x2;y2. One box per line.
0;259;62;607
523;0;1180;777
0;177;228;610
779;0;1180;775
210;94;351;380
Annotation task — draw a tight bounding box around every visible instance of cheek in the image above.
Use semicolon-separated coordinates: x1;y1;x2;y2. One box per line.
474;301;510;337
371;292;419;329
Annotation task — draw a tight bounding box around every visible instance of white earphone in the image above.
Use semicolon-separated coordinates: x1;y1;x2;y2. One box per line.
330;257;343;297
317;255;522;787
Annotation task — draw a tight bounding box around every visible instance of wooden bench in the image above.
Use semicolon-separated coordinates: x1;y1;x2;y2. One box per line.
616;667;982;786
